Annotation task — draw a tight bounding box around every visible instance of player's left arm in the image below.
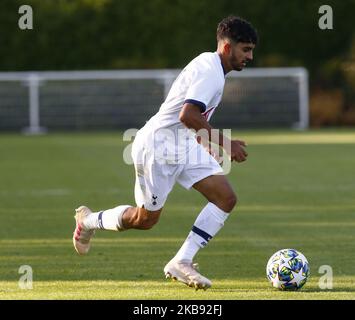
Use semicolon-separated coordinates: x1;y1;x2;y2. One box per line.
179;103;247;162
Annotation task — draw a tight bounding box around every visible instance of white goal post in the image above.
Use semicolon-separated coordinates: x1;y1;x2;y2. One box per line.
0;68;308;133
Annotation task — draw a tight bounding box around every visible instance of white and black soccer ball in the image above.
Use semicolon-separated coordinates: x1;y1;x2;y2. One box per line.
266;248;310;290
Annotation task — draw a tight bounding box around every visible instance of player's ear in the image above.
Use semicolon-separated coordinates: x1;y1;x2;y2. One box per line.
223;42;232;55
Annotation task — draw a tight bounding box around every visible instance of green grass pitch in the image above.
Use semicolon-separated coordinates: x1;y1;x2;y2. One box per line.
0;130;355;299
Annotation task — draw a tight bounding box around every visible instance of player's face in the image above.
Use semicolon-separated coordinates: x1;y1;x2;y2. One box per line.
228;42;255;71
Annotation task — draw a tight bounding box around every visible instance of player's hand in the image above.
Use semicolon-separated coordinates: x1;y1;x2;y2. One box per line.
229;140;248;162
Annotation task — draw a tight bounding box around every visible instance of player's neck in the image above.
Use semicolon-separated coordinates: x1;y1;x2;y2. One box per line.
217;52;231;75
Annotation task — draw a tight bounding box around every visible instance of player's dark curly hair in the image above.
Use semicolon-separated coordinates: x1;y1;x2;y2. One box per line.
217;15;258;45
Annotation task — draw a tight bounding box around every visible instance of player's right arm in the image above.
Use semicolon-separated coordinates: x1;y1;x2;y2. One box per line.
179;103;248;163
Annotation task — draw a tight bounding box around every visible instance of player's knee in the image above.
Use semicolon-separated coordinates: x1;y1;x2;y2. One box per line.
138;214;160;230
222;193;237;213
136;208;161;230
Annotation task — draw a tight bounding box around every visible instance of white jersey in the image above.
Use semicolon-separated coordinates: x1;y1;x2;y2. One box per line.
132;52;226;208
141;52;225;132
136;52;226;157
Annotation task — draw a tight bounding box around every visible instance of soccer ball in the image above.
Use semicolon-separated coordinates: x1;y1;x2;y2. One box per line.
266;248;310;290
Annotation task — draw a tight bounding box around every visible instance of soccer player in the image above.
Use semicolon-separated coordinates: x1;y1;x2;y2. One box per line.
73;15;258;290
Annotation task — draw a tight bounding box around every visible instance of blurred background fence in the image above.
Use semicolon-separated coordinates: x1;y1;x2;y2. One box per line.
0;68;308;132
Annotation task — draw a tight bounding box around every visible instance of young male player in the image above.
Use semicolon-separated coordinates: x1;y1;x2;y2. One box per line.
73;15;258;290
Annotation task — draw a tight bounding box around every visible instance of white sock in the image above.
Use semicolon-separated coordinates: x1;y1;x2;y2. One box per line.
174;202;229;262
83;205;132;231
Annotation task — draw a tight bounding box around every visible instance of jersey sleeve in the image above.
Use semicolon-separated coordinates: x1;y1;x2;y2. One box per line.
184;69;219;113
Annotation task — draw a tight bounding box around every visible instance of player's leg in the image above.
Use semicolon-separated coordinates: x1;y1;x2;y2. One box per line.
73;138;175;254
173;174;236;261
73;133;169;255
73;172;165;254
73;205;163;255
74;205;130;255
121;206;162;230
164;146;235;290
164;175;235;289
82;205;162;231
192;174;237;212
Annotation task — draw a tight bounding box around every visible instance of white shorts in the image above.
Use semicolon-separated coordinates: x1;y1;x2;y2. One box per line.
131;131;223;211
